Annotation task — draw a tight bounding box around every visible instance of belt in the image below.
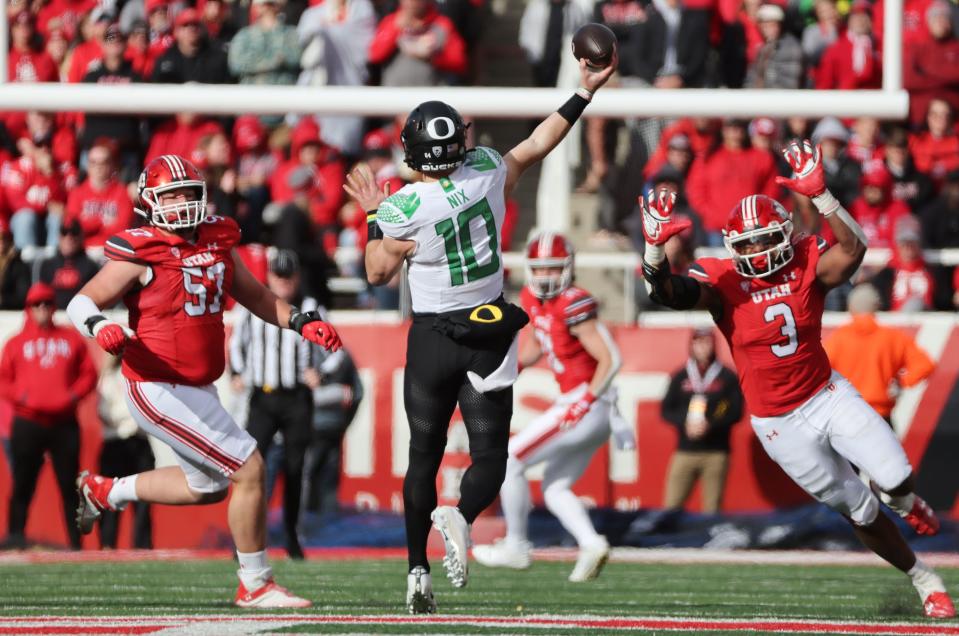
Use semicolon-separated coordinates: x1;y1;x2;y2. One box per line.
255;385;305;395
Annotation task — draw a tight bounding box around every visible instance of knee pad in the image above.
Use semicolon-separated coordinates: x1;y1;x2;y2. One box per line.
843;484;880;526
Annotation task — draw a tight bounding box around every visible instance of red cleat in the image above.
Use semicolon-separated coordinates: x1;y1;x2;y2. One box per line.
235;579;312;608
904;497;940;536
924;591;956;618
75;471;115;535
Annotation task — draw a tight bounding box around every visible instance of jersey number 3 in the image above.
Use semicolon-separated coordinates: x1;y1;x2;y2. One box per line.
763;302;798;358
182;262;225;317
434;199;500;287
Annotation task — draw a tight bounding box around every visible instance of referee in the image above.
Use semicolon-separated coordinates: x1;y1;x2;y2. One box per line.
229;250;320;560
345;57;615;612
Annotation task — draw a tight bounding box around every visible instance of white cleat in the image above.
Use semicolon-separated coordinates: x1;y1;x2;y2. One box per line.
234;579;312;608
406;566;437;614
472;538;532;570
431;506;470;588
568;537;610;582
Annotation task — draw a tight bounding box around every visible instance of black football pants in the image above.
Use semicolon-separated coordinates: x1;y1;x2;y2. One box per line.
403;316;512;572
246;387;313;552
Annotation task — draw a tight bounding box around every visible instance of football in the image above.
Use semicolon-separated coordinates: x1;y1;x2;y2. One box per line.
571;23;617;70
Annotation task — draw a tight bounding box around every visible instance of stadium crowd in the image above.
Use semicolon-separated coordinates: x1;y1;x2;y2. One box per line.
0;0;958;312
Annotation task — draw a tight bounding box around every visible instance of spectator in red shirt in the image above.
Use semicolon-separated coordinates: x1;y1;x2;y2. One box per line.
802;0;840;86
67;9;111;84
65;140;135;247
872;0;936;49
45;28;70;80
36;0;97;42
903;1;959;126
124;19;156;78
909;98;959;183
144;113;223;164
643;117;718;181
686;118;779;239
0;282;97;550
270;118;345;228
369;0;468;86
871;217;935;311
847;161;912;248
4;129;69;249
816;0;881;90
8;11;59;83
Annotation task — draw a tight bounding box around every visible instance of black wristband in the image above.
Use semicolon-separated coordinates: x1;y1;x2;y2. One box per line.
367;210;384;242
84;315;107;337
557;93;590;124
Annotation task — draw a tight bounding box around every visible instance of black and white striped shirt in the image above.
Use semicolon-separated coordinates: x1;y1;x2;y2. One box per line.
229;297;323;391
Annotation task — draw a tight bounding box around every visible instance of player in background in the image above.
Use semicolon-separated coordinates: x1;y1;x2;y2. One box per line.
472;232;632;582
640;140;954;618
344;57;615;613
65;155;341;608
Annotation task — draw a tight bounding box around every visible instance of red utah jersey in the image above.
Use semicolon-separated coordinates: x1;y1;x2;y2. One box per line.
104;215;240;386
520;285;599;394
689;235;833;417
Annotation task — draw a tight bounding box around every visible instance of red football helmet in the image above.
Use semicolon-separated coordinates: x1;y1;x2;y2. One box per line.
135;155;208;231
526;232;574;299
722;194;794;278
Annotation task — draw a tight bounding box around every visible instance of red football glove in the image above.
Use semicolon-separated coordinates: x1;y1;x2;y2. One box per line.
92;320;133;356
291;309;342;352
558;391;596;431
775;140;826;198
640;188;691;247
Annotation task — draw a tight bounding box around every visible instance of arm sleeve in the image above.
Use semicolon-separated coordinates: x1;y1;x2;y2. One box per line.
659;372;688;427
899;335;935;388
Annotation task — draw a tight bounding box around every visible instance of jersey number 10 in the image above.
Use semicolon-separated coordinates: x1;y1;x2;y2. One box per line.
434;199;501;287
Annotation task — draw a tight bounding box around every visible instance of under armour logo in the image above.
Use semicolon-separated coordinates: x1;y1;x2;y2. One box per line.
170;247;181;258
740;282;750;292
766;430;778;441
206;242;219;251
826;383;836;392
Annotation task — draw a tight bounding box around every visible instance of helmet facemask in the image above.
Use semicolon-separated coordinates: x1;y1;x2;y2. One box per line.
526;257;573;299
723;220;794;278
137;180;208;231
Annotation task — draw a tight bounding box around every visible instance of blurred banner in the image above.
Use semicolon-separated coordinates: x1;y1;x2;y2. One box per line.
1;314;958;549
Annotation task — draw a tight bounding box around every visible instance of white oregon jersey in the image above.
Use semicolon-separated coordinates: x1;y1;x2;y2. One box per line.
376;146;508;313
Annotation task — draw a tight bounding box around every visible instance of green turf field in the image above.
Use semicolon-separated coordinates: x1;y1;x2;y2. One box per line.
0;556;957;634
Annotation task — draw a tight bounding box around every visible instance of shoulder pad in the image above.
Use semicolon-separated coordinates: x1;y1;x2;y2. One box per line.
561;287;598;327
377;189;421;226
103;226;163;263
463;146;503;172
200;215;241;247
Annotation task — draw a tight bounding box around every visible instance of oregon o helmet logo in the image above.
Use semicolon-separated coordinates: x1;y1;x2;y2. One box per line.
426;117;456;140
